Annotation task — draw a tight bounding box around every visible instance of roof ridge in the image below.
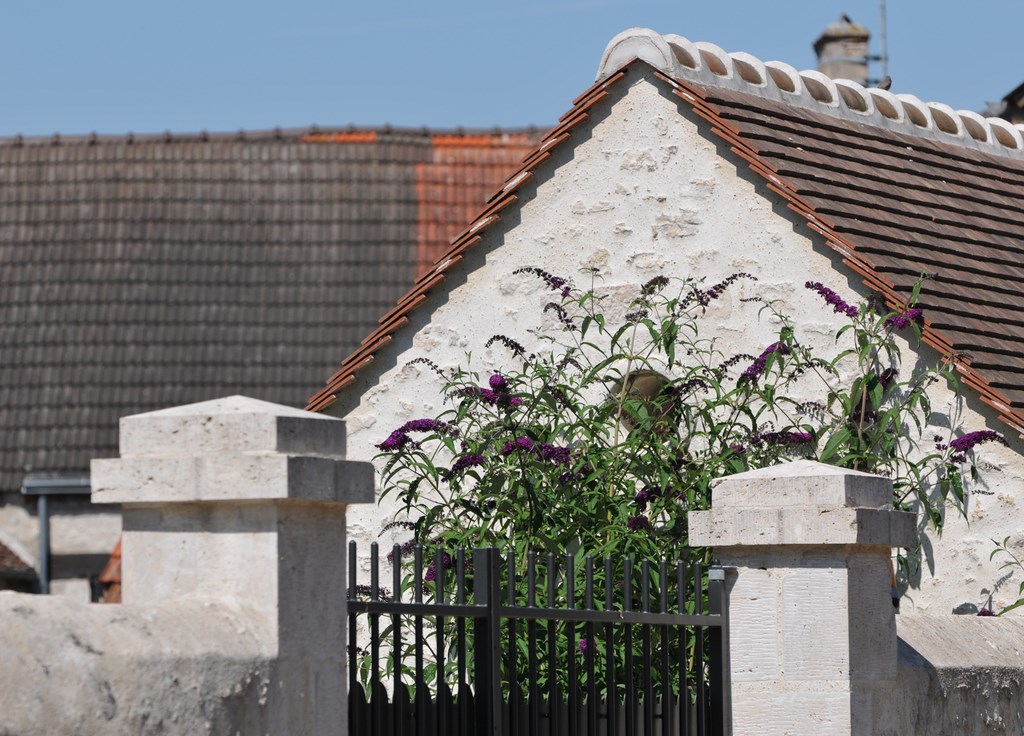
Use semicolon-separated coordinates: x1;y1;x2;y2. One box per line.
0;125;546;148
597;28;1024;161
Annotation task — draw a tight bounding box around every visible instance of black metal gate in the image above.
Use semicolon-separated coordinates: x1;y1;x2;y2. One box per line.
347;543;731;736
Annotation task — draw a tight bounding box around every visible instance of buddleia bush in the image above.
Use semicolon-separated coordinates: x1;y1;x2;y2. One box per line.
363;266;1007;696
376;268;999;571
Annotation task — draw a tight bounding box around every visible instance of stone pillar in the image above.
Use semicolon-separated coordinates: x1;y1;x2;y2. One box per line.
91;395;374;736
690;460;915;736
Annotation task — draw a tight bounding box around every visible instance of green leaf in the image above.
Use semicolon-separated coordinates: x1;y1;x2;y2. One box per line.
819;427;852;462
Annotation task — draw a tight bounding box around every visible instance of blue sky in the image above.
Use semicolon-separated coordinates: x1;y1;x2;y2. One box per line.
2;1;1021;137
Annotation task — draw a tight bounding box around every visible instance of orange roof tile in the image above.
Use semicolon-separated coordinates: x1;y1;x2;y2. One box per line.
305;58;1024;438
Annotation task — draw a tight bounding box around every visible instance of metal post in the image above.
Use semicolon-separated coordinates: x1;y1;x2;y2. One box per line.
879;0;889;79
37;495;50;594
473;548;503;736
707;567;732;736
20;473;93;596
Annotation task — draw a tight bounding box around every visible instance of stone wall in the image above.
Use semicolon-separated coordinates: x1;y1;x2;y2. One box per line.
897;615;1024;734
1;406;1021;735
0;396;373;736
0;594;272;734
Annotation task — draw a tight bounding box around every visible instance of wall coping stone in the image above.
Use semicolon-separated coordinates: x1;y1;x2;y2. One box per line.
691;459;916;548
92;395;374;505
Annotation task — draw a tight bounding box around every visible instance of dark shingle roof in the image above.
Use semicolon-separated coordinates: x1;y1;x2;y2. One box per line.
306;62;1024;437
695;84;1024;425
0;126;543;491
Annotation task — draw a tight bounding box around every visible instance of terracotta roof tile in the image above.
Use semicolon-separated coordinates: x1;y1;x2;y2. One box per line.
0;541;32;576
98;538;121;584
306;59;1024;435
691;78;1024;430
305;72;629;409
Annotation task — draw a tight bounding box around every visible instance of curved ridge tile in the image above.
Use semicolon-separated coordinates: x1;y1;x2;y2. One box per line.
927;102;965;137
833;79;874;115
897;95;933;130
597;28;678;80
764;61;803;95
798;70;840;107
693;42;734;79
867;89;905;122
989;118;1024;151
729;52;767;87
957;111;993;144
662;34;702;72
596;29;1024;161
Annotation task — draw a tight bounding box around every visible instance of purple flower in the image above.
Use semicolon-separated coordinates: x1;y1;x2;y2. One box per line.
539;443;571;466
398;418;457;435
885;307;924;330
513;267;572;296
500;438;572;467
544;301;576;331
501;437;536;455
424;552;453;583
740;342;792;382
347;584;392;599
675;378;708;394
755;431;814;446
386;540;417;563
627;515;652;532
698;272;755;306
449;453;485;475
805;281;859;318
559;462;591;484
485;335;526;357
578;637;590;654
878;368;897;389
634;486;660;511
949;431;1007;455
728;443;746;455
459;386;501;404
977;608;997;617
376;430;411;452
378;417;459;451
641;276;669;295
459;380;522;409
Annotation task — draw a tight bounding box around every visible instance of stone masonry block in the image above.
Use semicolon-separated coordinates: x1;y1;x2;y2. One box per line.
698;460;908;735
690;506;916;548
730;688;851;736
726;567;781;682
711;459;892;509
847;553;900;680
781;566;849;679
92;454;374;505
117;395;347;458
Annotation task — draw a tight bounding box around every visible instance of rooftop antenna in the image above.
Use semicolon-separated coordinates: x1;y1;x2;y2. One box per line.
878;0;889;80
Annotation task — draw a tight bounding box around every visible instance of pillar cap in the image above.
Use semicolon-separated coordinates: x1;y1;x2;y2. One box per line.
692;460;915;548
117;395;347;458
712;459;891;509
91;396;374;506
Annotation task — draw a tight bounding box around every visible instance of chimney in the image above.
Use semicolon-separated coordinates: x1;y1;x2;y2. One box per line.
814;15;871;85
